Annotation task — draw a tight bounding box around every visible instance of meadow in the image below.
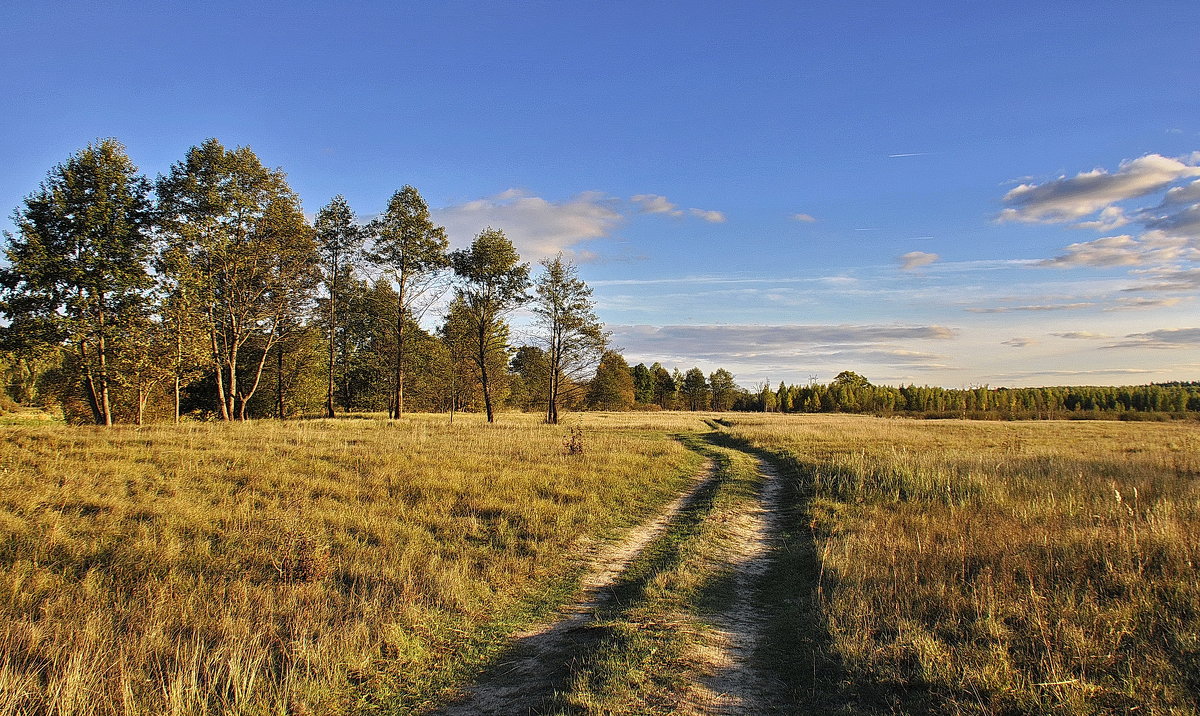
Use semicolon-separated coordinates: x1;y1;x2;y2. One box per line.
1;411;1197;714
723;414;1200;713
0;413;705;714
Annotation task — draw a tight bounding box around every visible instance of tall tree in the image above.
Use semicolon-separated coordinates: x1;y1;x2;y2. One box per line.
709;368;738;411
366;186;448;418
0;139;154;425
157;139;318;420
680;367;709;411
449;228;529;423
314;196;364;418
532;255;607;424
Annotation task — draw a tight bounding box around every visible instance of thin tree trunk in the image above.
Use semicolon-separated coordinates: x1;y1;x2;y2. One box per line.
96;306;113;426
478;321;494;423
79;339;104;425
277;342;285;419
393;280;406;419
326;266;337;418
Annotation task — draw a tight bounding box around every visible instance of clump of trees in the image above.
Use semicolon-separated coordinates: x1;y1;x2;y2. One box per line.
0;139;619;424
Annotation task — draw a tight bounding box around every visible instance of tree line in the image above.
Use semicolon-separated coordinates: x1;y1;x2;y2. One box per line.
732;371;1200;419
0;139;621;425
4;140;1195;425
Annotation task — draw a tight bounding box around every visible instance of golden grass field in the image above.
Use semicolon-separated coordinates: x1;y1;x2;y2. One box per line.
722;414;1200;714
1;411;1198;714
0;412;706;714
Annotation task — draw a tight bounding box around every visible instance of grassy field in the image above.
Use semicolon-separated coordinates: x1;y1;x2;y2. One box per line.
0;412;705;714
722;414;1200;714
2;410;1198;714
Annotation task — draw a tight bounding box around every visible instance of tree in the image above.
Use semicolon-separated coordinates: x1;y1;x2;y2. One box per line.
509;345;550;412
157;139;319;420
631;363;656;405
314;196;364;418
449;228;529;422
0;139;155;425
532;255;607;424
366;186;448;418
680;367;709;411
709;368;738;411
587;350;634;410
651;362;675;408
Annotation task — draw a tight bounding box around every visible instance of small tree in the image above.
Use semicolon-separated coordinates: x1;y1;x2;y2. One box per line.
532;255;607;424
587;350;635;410
709;368;738;411
449;228;529;422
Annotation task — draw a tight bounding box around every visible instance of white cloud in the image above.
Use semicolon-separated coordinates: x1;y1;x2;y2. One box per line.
434;189;622;262
1039;235;1143;267
689;208;727;223
1000;154;1200;223
899;251;939;271
791;213;817;222
1076;206;1130;231
630;194;683;217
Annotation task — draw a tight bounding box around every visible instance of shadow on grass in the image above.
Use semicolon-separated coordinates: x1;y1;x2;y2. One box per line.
704;429;941;715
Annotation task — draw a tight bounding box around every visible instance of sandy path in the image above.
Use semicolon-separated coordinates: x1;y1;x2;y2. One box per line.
687;457;786;714
438;460;716;715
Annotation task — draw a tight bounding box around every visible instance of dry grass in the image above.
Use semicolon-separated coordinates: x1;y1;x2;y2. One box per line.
0;412;701;714
723;414;1200;713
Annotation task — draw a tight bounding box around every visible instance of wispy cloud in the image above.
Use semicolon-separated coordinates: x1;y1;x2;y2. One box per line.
966;302;1095;313
1052;331;1113;339
1103;328;1200;350
888;152;928;158
1002;337;1037;348
899;251;939;271
791;212;817;222
630;194;683;217
689;208;727;223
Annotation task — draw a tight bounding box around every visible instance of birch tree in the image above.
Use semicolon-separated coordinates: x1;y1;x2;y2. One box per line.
531;255;606;424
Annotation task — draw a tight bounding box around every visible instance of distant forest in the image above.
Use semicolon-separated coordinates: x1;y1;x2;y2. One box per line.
2;139;1197;425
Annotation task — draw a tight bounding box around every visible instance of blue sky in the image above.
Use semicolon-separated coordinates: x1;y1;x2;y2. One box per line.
3;1;1199;388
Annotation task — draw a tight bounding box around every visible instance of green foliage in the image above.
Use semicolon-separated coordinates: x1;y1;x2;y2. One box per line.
157;139;318;420
449;228;530;422
587;350;635;411
0;139;155;425
533;255;607;423
680;367;709;411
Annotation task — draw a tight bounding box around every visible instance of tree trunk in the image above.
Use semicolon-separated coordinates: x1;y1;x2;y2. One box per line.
277;342;285;419
79;339;105;425
477;320;494;423
326;268;337;418
96;307;113;426
392;281;406;419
